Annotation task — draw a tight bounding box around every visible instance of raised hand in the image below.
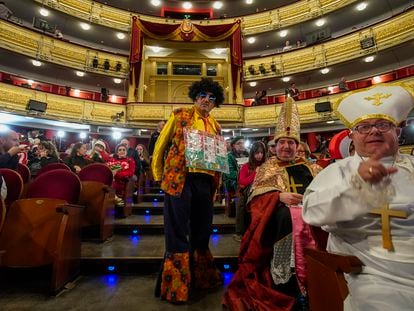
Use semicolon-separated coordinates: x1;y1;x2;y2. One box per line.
358;148;397;184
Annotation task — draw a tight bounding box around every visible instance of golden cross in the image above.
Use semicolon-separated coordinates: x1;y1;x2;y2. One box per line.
289;176;303;193
369;204;407;251
364;93;392;106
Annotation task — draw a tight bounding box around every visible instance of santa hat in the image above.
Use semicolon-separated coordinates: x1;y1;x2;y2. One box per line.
274;96;300;143
93;139;107;151
329;130;352;159
334;83;414;129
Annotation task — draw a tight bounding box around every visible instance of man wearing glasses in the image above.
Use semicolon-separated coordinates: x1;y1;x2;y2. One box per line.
151;78;224;304
303;85;414;310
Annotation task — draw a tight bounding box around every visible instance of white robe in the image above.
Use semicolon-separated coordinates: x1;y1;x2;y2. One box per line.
302;153;414;311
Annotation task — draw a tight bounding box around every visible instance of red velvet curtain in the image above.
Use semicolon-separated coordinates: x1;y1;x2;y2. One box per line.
129;17;242;101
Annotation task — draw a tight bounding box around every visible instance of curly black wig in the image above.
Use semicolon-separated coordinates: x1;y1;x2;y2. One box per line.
188;77;224;107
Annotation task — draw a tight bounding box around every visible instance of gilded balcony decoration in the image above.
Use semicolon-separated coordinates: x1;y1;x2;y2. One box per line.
0;20;129;78
244;9;414;81
2;77;413;129
35;0;357;35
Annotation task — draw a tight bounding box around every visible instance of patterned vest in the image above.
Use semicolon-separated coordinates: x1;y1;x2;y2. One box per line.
161;107;221;197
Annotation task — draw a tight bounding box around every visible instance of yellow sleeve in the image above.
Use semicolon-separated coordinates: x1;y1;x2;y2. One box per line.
151;112;176;181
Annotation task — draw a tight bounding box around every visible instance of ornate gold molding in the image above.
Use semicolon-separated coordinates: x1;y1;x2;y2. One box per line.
244;10;414;80
0;20;128;77
35;0;357;35
2;76;413;128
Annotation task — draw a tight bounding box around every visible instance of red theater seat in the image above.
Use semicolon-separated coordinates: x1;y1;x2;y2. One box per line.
78;163;113;186
26;169;81;204
17;163;30;184
78;163;115;241
0;168;23;208
36;163;71;178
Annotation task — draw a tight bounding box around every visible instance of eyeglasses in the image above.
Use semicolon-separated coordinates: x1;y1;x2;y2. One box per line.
198;92;216;103
353;122;394;134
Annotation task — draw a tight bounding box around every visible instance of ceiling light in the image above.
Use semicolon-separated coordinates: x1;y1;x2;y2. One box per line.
116;32;126;40
79;132;87;139
249;82;257;87
32;60;42;67
73;89;80;96
246;0;253;4
111;95;117;101
282;77;290;82
39;8;49;17
372;76;382;84
328;86;334;93
247;37;256;44
356;2;367;11
315;19;325;27
182;2;192;9
151;46;161;53
112;131;122;140
151;0;161;6
279;30;288;38
80;22;91;30
213;1;223;9
27;79;34;85
213;48;224;55
113;78;122;84
326;120;335;124
57;131;65;138
321;68;330;74
76;71;85;77
364;56;375;62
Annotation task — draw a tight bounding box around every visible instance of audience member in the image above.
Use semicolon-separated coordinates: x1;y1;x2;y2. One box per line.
29;140;60;176
288;82;300;100
267;139;277;157
89;139;110;163
64;142;92;173
234;141;266;242
296;141;313;162
135;144;151;191
0;129;23;170
120;138;141;180
282;40;292;52
148;120;166;156
339;77;349;92
0;1;12;20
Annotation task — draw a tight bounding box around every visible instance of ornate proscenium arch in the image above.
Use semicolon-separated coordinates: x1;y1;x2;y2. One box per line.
129;16;242;102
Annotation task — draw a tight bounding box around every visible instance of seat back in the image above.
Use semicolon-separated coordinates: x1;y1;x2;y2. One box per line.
26;169;81;204
0;168;23;207
0;198;5;234
310;225;329;251
36;163;71;178
17;163;30;183
78;163;113;186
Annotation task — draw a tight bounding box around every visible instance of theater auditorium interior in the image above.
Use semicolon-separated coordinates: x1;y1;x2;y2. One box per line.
0;0;413;310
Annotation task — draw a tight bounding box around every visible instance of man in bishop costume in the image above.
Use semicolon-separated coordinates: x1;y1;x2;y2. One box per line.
223;97;321;310
303;84;414;310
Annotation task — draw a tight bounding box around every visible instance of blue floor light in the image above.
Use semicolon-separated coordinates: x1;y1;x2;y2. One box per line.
107;265;116;272
145;209;150;214
212;228;218;233
223;264;230;270
132;229;139;234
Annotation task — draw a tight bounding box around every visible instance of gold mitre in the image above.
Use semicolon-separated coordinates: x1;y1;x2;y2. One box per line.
334;84;414;128
274;96;300;143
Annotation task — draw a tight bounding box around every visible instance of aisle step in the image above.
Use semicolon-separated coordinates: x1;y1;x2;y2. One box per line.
81;233;239;274
114;214;236;234
131;202;226;215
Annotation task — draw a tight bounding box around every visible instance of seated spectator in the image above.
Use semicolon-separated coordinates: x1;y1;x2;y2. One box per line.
55;29;63;39
29;141;60;176
135;144;151;192
282;40;292;52
296;141;313;162
89;139;110;163
64;143;92;174
0;129;23;170
0;1;12;20
338;77;349;92
107;144;135;200
288;82;300;100
234;141;266;241
296;39;302;48
267;139;277;157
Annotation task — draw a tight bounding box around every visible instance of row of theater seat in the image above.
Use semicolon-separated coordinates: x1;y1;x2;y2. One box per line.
0;163;121;294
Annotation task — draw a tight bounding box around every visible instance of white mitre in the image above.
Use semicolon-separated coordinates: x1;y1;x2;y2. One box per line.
334;84;414;128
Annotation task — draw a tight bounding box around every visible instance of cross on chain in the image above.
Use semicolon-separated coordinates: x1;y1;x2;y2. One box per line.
369;204;407;251
289;176;303;193
364;93;392;106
